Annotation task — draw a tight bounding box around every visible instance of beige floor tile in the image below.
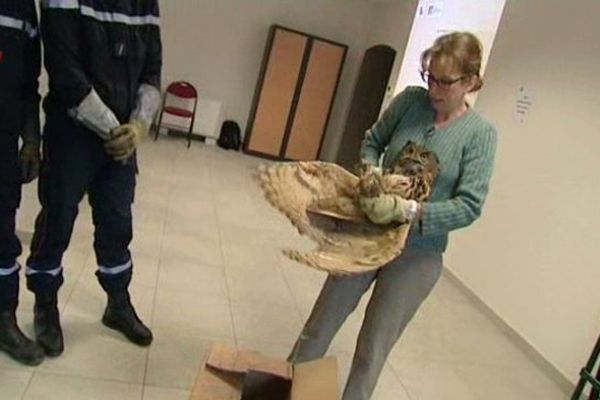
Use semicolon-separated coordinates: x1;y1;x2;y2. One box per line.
24;372;142;400
214;202;273;229
217;220;277;247
143;385;190;400
0;367;33;399
230;301;303;347
145;328;231;390
235;339;293;360
392;358;479;400
169;181;217;203
220;241;282;272
132;202;167;233
454;362;568;400
130;228;164;260
161;231;223;268
129;252;160;289
225;264;296;308
164;212;219;242
152;286;234;339
157;261;228;299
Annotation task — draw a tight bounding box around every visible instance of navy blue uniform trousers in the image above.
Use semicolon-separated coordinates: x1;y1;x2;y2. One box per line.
26;111;136;296
0;132;22;312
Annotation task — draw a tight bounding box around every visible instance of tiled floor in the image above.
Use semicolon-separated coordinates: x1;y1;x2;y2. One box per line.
1;137;568;399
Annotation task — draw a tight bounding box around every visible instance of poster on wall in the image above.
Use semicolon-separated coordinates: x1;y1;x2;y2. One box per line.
515;86;534;123
390;0;506;105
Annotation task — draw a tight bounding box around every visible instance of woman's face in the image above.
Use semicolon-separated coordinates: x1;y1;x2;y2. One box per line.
425;58;476;114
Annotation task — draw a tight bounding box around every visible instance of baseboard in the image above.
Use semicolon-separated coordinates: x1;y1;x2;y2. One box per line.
441;267;575;396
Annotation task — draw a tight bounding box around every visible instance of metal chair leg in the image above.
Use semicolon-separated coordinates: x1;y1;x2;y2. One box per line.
154;109;164;141
572;332;600;399
187;111;196;149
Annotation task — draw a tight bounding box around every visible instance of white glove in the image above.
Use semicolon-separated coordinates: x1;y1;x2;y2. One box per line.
68;89;120;140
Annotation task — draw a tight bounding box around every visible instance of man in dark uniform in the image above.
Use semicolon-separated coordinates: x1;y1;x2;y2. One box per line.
27;0;162;356
0;0;45;366
0;0;44;365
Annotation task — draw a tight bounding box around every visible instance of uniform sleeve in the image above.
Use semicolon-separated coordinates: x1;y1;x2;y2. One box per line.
140;0;162;89
360;86;423;166
420;125;498;236
40;0;90;108
41;0;118;138
21;0;41;143
130;0;162;128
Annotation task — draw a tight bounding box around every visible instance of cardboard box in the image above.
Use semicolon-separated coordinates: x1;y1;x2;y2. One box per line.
190;343;338;400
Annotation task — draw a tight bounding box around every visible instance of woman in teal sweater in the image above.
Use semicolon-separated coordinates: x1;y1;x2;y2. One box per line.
288;32;497;400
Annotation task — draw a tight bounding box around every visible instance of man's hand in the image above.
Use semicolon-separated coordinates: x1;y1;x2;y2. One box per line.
19;141;41;184
359;194;419;225
104;120;146;162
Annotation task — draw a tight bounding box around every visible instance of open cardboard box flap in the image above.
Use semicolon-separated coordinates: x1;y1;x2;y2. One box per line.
190;343;338;400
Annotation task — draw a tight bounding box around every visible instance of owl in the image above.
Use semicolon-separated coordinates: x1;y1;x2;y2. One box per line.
256;141;439;275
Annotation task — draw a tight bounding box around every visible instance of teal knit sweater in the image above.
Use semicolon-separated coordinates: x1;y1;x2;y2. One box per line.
361;86;497;252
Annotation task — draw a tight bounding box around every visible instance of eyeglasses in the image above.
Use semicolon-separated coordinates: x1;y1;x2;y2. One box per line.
420;70;470;89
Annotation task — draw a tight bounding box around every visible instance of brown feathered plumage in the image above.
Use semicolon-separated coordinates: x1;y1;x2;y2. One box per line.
256;141;439;275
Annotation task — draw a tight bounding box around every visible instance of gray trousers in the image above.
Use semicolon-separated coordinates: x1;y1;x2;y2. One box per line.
288;248;443;400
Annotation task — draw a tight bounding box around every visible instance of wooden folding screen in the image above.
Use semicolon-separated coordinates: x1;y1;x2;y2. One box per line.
244;25;347;161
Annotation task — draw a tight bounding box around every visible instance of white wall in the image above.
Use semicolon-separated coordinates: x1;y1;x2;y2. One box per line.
443;0;600;382
393;0;505;96
160;0;379;160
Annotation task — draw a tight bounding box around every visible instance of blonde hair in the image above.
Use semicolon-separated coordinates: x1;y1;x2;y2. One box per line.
421;32;484;91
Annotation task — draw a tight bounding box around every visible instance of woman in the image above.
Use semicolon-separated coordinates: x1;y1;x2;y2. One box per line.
287;32;498;400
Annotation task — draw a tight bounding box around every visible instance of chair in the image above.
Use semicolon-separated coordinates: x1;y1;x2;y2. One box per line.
572;330;600;399
153;81;198;148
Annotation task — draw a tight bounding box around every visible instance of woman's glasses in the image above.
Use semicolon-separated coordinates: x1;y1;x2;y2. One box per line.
420;70;470;89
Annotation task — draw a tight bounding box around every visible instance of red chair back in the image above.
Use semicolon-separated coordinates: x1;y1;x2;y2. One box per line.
153;81;199;148
166;81;197;99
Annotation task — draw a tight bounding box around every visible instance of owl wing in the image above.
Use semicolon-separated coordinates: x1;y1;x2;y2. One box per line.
283;223;410;275
256;161;360;244
257;161;411;275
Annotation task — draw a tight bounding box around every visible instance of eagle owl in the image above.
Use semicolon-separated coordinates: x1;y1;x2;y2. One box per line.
257;141;440;275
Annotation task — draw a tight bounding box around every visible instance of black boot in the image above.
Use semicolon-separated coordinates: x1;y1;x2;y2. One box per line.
34;293;64;357
0;311;44;366
102;291;152;346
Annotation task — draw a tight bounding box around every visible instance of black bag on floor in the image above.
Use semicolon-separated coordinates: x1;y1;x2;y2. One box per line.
217;120;241;150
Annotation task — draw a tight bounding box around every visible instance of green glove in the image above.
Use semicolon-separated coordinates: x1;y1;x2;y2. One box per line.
19;141;41;184
359;194;419;225
104;119;146;162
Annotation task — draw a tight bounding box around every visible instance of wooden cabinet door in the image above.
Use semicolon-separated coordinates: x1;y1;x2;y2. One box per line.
245;28;307;157
245;26;346;160
284;39;346;160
